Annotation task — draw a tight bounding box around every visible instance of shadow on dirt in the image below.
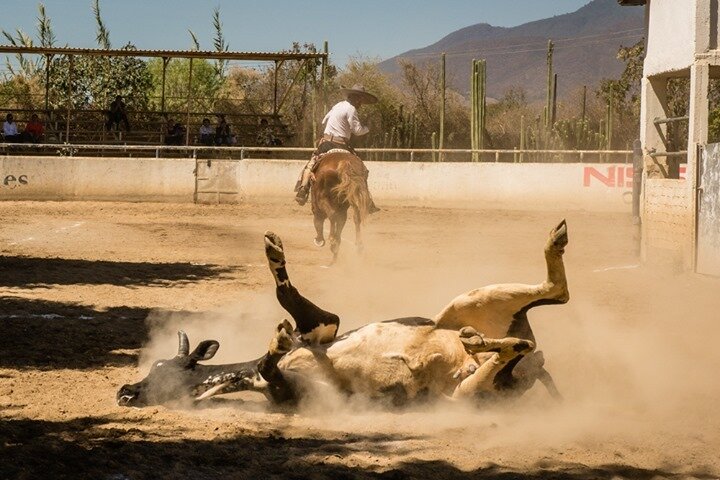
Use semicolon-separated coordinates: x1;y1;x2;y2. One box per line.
0;255;238;288
0;297;211;370
0;416;714;480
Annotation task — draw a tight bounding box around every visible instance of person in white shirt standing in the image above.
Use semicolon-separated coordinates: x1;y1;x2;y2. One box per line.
295;84;379;211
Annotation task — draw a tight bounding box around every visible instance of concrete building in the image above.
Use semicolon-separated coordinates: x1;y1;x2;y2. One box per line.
621;0;720;275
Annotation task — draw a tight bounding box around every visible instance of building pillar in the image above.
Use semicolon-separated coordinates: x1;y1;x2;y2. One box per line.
640;76;670;177
687;62;710;270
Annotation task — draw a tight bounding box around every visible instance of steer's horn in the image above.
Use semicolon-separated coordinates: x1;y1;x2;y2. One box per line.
177;330;190;357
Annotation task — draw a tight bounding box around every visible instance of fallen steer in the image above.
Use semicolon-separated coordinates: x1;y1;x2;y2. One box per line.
117;221;569;408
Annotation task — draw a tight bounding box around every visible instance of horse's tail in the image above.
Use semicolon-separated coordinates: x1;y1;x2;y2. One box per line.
331;157;371;224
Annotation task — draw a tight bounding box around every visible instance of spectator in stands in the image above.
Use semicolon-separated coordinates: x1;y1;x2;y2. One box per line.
164;117;186;146
106;95;131;132
3;113;23;142
256;118;282;147
23;114;44;143
199;118;214;145
215;114;232;146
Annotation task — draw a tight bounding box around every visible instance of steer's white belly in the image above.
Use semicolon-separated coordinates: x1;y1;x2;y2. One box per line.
278;319;470;400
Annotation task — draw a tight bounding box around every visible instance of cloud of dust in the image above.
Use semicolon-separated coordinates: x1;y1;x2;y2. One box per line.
138;219;720;464
139;289;285;373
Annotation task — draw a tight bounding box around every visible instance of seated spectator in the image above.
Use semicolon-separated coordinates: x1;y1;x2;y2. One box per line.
198;118;214;145
163;118;186;146
106;95;131;132
3;113;23;142
215;114;232;146
23;114;44;143
256;118;282;147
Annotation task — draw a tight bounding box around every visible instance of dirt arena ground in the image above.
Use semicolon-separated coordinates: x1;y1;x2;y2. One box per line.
1;200;719;480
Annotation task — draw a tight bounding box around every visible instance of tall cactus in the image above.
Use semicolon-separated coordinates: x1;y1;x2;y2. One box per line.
470;59;486;161
519;115;525;163
545;39;555;129
439;53;446;160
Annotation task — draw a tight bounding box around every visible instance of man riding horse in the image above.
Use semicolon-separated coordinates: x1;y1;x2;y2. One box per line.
294;84;380;213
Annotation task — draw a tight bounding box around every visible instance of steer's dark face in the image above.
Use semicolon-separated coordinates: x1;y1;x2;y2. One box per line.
117;331;220;407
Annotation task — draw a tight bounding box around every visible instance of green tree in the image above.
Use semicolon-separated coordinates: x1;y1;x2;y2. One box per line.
47;45;152;111
146;57;221;113
0;3;55;110
596;39;645;148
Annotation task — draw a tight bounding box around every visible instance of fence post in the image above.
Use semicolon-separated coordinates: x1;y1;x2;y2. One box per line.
632;139;642;224
431;132;437;162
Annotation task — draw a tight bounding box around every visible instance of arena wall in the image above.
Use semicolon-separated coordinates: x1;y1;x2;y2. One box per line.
1;156;633;212
237;159;633;212
0;156;196;202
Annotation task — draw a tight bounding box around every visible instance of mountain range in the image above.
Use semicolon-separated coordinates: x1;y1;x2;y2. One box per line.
378;0;645;102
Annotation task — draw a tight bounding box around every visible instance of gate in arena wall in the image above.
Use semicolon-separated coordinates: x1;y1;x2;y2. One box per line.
194;158;240;204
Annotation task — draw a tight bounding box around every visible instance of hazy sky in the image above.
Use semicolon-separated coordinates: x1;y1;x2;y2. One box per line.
1;0;591;65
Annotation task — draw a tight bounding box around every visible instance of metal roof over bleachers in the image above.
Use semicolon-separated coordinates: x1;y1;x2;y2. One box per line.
0;45;327;61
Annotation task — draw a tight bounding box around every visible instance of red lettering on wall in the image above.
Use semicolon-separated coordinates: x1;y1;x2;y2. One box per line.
583;166;635;188
584;166;616;187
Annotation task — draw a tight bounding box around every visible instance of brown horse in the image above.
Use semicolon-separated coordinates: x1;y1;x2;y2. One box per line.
310;151;372;263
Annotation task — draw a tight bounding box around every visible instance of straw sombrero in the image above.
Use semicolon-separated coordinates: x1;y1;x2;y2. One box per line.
340;84;378;104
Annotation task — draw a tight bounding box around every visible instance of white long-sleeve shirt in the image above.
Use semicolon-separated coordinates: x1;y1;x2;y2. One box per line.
322;100;369;139
3;121;18;136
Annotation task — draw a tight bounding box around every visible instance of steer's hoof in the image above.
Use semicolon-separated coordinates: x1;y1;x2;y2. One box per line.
269;320;294;355
264;231;286;265
459;327;486;353
548;219;568;252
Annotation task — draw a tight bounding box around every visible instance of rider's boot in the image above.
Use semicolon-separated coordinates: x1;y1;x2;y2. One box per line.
294;158;316;206
365;180;380;213
295;185;309;206
294;170;310;206
369;198;380;214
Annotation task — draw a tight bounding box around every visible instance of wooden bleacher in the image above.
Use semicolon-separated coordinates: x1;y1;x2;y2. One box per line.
1;108;295;157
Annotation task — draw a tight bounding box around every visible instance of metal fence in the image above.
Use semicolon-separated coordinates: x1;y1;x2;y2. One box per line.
0;142;634;163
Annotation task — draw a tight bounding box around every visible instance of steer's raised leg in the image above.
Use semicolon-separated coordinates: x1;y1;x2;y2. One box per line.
257;320;298;404
265;231;340;344
452;327;535;399
434;220;569;340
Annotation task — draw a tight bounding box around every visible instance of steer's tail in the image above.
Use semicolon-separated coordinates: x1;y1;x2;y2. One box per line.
332;156;371;224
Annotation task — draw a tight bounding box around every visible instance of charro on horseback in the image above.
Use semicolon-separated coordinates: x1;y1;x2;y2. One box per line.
294;83;380;214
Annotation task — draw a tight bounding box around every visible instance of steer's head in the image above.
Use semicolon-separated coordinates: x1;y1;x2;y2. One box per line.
117;331;220;407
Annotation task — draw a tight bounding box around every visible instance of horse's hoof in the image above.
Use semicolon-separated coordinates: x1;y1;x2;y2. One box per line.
314;239;325;247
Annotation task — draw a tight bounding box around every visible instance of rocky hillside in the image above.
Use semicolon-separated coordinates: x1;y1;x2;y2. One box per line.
379;0;645;101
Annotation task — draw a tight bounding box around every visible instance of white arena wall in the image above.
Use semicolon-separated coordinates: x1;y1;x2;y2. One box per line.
0;156;196;202
0;156;633;212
